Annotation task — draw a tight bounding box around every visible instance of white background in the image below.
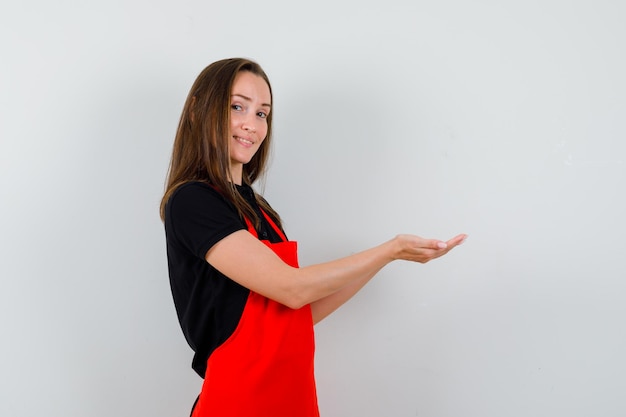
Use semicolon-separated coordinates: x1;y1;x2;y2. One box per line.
2;1;625;416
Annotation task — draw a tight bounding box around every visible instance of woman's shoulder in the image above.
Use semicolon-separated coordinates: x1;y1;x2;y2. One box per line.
173;180;215;194
167;181;232;216
170;181;223;201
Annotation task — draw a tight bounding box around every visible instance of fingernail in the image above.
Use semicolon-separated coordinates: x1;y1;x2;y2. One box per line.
437;242;448;249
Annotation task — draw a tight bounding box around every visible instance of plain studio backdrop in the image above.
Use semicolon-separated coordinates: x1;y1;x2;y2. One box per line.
1;1;625;416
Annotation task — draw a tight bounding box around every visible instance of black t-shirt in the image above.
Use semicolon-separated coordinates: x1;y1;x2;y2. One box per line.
164;181;284;378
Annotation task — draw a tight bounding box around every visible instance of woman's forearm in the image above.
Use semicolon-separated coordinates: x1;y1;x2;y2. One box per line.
310;270;379;324
291;241;395;309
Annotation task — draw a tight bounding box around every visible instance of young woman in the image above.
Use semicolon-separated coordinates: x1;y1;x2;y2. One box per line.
160;58;467;417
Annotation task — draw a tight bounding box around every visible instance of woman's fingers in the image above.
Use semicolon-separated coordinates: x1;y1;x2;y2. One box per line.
447;234;468;247
396;233;467;263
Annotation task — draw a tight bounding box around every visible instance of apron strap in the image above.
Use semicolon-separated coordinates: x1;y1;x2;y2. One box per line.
244;209;288;242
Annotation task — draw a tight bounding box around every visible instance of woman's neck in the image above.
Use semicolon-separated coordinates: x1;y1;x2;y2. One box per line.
230;162;243;185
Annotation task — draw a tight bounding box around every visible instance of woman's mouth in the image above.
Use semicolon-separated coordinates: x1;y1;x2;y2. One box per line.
234;136;254;146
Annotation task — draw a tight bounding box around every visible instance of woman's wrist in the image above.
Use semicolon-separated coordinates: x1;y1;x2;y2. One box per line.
383;236;402;262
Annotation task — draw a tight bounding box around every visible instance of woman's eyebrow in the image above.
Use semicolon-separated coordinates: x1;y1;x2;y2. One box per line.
232;93;271;108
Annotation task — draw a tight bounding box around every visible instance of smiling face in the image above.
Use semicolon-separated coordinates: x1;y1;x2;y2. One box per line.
228;71;272;184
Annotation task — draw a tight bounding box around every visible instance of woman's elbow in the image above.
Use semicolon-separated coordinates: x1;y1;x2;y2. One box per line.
277;280;312;310
272;269;312;309
280;291;309;310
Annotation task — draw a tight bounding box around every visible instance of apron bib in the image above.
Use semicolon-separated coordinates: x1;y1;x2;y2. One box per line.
191;211;319;417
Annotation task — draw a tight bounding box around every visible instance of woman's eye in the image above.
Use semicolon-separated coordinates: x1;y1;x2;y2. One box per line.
257;111;267;119
231;104;242;111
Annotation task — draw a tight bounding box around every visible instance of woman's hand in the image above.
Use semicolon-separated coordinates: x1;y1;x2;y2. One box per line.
391;233;468;263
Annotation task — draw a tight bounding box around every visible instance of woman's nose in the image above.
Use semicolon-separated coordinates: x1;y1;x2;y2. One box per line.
242;121;256;133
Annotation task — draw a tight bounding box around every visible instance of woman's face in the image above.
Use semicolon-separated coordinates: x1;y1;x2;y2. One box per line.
229;71;271;183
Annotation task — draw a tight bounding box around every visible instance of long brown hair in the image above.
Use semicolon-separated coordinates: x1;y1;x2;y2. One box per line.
159;58;281;229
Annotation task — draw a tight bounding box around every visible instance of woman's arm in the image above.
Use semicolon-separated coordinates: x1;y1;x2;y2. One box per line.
309;233;467;323
206;231;467;311
310;272;377;324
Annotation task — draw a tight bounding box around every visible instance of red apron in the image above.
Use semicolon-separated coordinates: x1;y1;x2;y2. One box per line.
191;210;319;417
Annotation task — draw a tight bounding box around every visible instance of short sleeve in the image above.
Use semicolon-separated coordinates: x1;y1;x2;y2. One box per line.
165;182;246;259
